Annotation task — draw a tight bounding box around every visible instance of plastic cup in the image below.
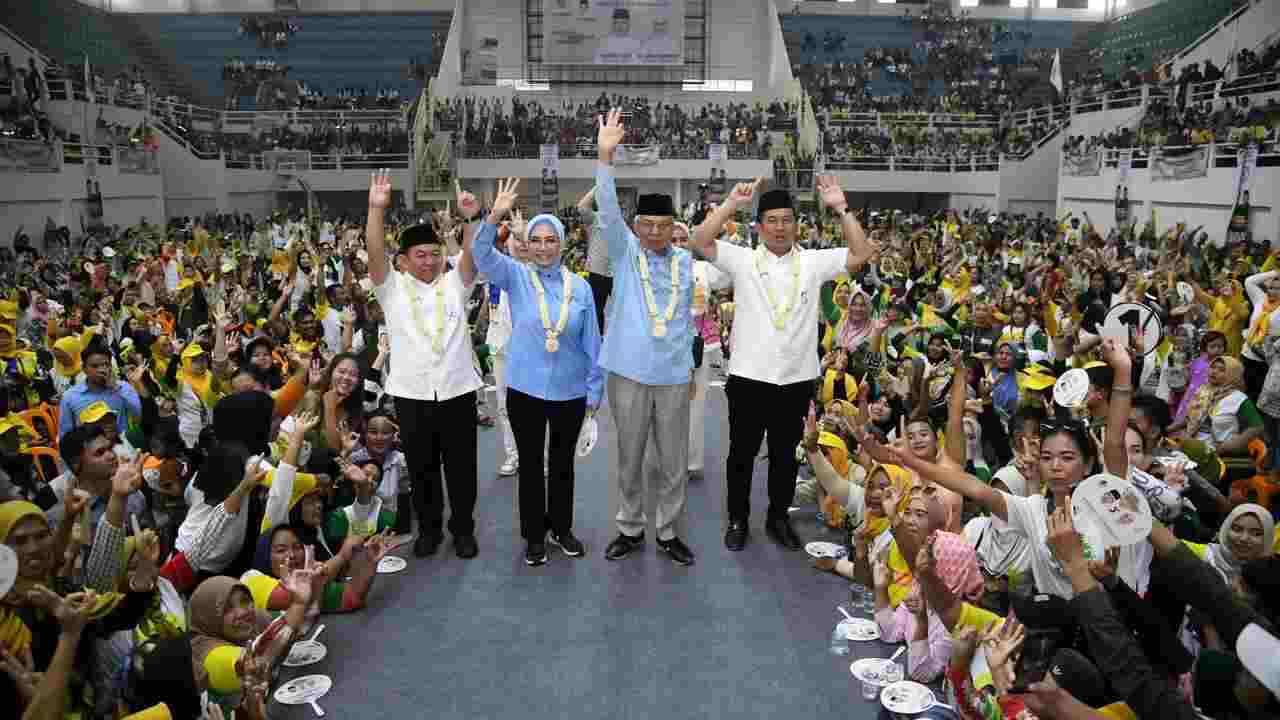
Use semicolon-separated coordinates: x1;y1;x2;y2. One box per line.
860;676;881;701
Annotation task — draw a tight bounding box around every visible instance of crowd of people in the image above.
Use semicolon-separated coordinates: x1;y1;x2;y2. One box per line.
236;16;299;51
3;100;1280;719
436;94;792;160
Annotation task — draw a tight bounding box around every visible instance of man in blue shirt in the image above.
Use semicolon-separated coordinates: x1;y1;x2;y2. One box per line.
595;109;696;566
58;340;142;441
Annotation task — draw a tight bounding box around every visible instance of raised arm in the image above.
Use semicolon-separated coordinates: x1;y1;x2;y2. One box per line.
691;178;761;262
1244;269;1276;307
815;175;877;273
943;349;968;468
474;177;523;291
1100;338;1132;476
453;180;484;286
365;170;393;286
883;436;1007;521
594;109;630;261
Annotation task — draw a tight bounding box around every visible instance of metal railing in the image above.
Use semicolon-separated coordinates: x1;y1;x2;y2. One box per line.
824;153;1001;172
453;142;770;161
225;151;410;171
824;111;999;129
1187;70;1280;106
0;137;61;172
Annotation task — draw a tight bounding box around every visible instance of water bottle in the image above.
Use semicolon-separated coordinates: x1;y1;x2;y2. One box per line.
829;626;850;656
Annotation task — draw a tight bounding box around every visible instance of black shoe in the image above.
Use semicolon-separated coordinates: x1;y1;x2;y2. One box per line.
454;534;479;559
548;530;585;557
765;517;802;551
413;532;443;558
657;536;695;566
525;542;548;566
688;470;704;483
604;532;644;561
724;520;748;551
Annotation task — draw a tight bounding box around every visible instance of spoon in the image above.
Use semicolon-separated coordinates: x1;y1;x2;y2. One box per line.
837;605;855;622
308;624;326;643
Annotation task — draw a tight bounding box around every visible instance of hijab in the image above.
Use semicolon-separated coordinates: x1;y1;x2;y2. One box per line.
0;500;51;597
861;463;915;543
1183;356;1245;438
179;344;216;408
1205;504;1275;584
837;288;874;352
188;576;254;692
929;530;985;603
52;334;84;378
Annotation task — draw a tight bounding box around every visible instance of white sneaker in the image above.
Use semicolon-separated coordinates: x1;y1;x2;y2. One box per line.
499;456;519;476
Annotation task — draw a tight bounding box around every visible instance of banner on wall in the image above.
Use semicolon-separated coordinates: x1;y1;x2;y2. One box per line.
1151;146;1209;182
540;144;560;174
615;144;661;166
1063;150;1101;177
708;143;726;164
540;169;559;213
543;0;684;66
1226;144;1259;247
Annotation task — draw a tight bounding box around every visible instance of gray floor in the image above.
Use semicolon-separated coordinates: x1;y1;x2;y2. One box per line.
273;381;901;720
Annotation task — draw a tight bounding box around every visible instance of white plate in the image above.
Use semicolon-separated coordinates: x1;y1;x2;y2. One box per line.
1053;368;1090;408
805;541;848;559
576;416;598;457
0;545;16;599
838;617;881;641
881;680;936;715
849;657;896;683
1070;473;1153;549
377;555;407;574
274;674;332;717
283;640;327;667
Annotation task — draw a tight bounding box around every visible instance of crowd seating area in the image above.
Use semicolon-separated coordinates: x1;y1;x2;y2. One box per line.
1091;0;1242;79
441;95;793;161
144;13;449;109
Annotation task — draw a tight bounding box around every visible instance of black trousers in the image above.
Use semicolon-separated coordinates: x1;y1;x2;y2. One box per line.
725;375;812;523
395;392;478;538
506;388;586;542
587;272;613;334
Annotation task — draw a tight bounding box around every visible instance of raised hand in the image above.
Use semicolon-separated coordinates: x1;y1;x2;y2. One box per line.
870;545;891;591
239;457;268;492
1088;546;1120;581
724;177;762;211
489;177;522;222
63;485;91;521
289;410;320;441
111;455;144;497
364;529;393;563
368;170;393;210
455;180;480;221
597;108;626;160
1045;503;1085;568
815;175;849;213
282;566;316;606
377;332;390;355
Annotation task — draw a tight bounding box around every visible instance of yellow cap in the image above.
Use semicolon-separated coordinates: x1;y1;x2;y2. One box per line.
1082;360;1107;369
175;278;195;291
79;401;115;424
121;703;172;720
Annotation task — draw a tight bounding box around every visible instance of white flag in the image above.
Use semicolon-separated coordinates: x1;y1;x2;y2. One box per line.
1050;49;1063;96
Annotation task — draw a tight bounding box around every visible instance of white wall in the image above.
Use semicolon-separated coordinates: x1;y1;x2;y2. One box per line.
1058;151;1278;244
0;150;165;245
998;130;1062;213
1173;0;1276;74
950;193;1000;214
830;168;1002;196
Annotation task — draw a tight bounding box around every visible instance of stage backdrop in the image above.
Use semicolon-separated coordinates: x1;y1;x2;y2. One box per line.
544;0;684;66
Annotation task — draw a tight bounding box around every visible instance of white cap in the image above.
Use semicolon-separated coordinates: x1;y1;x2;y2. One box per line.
102;246;116;258
1237;622;1280;698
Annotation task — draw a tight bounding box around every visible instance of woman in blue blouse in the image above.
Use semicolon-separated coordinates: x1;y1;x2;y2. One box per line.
471;177;604;567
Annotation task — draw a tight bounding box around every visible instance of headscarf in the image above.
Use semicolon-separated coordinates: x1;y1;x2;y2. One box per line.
989;344;1020;419
816;431;850;479
836;288;874;352
929;530;985;603
188;576;252;692
179;344;216;408
212;391;276;456
52;334;84;378
861;463;915;543
1205;504;1275;584
1182;356;1245;440
0;500;51;596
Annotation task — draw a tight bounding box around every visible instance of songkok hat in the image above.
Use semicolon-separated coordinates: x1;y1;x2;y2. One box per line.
399;223;441;251
757;189;794;219
636;194;674;218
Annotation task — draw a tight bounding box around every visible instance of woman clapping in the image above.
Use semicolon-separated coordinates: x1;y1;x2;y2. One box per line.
470;178;604;567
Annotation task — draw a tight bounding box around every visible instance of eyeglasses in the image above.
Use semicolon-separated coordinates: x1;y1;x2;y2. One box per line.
635;219;673;235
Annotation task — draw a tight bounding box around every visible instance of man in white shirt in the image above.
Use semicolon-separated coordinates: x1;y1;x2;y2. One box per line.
692;176;878;552
366;170;484;559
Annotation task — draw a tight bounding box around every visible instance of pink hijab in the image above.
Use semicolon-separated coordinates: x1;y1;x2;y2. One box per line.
929;531;984;603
